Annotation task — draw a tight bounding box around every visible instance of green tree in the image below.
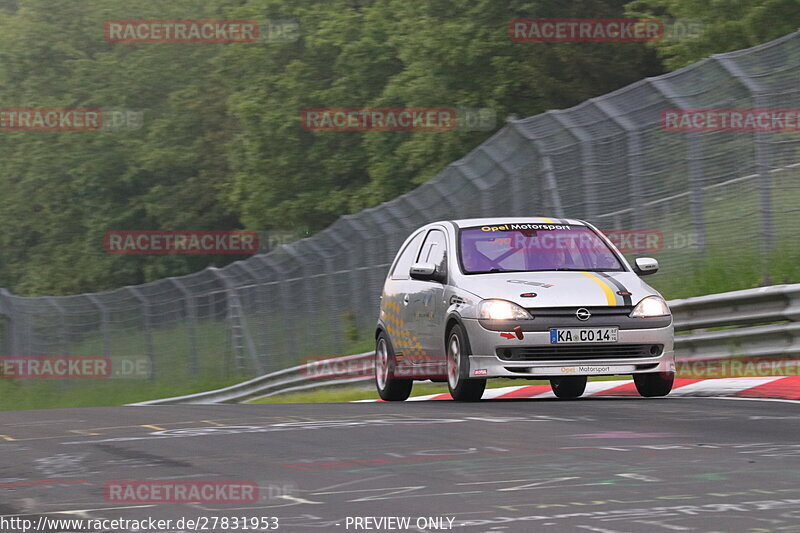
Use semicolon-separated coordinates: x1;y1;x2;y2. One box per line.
627;0;800;68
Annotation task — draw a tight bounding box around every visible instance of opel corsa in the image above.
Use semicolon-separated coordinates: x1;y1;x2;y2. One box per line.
375;218;674;401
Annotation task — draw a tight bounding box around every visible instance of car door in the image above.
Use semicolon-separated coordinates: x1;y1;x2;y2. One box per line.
408;228;448;368
380;231;425;365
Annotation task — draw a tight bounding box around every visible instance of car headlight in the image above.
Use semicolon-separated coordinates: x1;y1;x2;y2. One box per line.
479;299;533;320
630;296;670;318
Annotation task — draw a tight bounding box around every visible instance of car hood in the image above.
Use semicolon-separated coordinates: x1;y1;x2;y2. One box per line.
459;271;658;308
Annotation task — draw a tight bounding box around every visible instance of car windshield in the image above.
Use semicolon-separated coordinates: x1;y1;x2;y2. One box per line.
459;223;624;274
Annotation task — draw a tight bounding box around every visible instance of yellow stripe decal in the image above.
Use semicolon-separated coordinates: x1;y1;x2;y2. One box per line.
540;217;555;223
581;272;616;306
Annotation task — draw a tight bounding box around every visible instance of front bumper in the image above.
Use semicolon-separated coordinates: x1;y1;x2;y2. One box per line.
461;317;675;378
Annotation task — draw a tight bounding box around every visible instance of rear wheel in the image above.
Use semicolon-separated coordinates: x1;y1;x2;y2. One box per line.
446;324;486;402
375;332;412;401
634;372;674;397
550;376;587;399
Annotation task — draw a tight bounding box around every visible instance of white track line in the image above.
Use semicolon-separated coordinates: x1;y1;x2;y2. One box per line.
353;377;794;402
668;376;783;396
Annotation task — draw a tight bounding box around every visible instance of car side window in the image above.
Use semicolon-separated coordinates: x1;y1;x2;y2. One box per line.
390;231;425;280
416;229;448;281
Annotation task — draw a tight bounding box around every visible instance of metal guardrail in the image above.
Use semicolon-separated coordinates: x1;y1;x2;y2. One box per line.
670;284;800;331
130;352;375;405
133;284;800;405
672;284;800;361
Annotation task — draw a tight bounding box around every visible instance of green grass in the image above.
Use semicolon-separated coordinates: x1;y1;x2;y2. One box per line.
647;240;800;299
0;331;377;411
0;374;245;411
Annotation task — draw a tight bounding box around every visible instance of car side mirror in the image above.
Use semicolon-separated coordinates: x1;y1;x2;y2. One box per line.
410;262;445;283
634;257;659;276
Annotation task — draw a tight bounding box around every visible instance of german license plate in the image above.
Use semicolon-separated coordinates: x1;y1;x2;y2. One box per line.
550;327;618;344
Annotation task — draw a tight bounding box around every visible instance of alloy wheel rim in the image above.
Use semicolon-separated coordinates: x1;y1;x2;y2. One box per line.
376;338;389;390
447;334;460;389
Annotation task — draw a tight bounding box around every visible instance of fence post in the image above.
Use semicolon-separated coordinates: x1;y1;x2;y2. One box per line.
0;289;15;356
714;54;774;279
649;77;708;258
209;267;262;375
453;161;493;216
478;144;517;217
592;96;645;229
126;287;156;381
549;110;598;219
327;230;360;348
232;260;268;372
687;131;706;257
46;297;69;356
258;254;298;365
506;120;565;218
86;294;111;359
168;277;198;376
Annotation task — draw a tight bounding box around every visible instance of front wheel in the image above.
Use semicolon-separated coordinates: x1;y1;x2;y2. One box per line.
446;324;486;402
550;376;587;399
633;372;674;397
375;333;413;401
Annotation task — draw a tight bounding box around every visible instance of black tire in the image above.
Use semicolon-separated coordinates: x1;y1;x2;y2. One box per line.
375;332;413;401
446;324;486;402
634;372;674;397
550;376;587;399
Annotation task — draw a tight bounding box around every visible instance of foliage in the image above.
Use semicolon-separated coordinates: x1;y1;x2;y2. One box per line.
0;0;795;295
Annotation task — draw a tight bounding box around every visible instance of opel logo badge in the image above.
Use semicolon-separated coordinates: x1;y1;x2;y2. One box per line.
575;308;591;321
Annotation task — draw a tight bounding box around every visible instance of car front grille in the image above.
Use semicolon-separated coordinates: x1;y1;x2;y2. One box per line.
524;306;634;317
497;344;663;361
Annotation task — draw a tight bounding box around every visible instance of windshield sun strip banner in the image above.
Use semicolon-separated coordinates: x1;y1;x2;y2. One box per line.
474;221;573;232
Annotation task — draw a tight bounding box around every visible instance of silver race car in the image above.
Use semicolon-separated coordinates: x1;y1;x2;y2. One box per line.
375;218;674;401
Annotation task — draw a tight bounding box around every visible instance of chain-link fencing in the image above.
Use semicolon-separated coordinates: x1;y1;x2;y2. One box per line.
0;31;798;380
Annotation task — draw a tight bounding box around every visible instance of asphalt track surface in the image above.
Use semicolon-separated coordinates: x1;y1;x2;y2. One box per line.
2;396;800;533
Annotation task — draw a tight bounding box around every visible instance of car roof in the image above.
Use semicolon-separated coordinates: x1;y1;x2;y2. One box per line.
449;217;586;228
